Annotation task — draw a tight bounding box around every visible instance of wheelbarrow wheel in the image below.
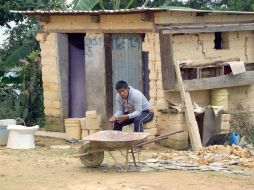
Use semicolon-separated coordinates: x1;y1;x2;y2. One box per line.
79;143;104;168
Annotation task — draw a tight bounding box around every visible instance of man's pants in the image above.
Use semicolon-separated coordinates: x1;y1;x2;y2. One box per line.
113;110;154;132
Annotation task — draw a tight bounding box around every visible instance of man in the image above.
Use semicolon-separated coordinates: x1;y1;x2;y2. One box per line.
109;80;154;132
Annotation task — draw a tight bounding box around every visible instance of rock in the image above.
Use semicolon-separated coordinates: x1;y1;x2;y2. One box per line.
238;136;249;148
231;145;251;158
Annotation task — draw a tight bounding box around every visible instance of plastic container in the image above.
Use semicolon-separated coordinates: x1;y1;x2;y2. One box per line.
0;119;16;145
229;132;240;145
211;89;229;111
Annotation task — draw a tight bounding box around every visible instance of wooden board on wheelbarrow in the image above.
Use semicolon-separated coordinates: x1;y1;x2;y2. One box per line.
83;130;150;150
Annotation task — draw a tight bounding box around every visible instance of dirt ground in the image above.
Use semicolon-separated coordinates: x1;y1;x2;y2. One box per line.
0;137;254;190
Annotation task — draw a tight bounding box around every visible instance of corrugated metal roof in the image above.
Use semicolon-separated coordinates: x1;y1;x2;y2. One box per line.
10;7;254;15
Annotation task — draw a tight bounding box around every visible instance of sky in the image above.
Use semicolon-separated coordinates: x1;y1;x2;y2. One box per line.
0;22;16;47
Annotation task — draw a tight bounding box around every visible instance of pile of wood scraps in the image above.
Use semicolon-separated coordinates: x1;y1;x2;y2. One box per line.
138;145;254;173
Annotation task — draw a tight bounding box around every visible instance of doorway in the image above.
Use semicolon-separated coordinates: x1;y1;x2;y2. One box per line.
68;33;87;118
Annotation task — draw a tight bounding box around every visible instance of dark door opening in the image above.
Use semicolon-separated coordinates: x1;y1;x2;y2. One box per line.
68;33;87;118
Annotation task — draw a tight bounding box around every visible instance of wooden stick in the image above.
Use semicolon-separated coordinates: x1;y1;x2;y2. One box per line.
175;61;202;151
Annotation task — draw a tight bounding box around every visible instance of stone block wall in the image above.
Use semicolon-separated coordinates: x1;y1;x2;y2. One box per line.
142;30;254;149
36;33;62;131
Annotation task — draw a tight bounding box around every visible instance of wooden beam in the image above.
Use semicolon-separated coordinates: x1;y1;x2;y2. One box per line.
90;15;100;23
39;15;50;23
179;57;240;68
44;29;154;34
169;70;254;91
159;32;175;90
160;23;254;34
175;61;202;151
140;13;154;22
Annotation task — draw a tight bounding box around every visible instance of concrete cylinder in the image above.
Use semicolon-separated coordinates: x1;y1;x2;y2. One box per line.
211;88;229;111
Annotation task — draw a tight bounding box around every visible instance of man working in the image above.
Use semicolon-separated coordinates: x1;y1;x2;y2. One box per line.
109;80;154;132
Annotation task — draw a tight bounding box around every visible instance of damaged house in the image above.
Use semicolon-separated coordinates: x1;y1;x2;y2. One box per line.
12;7;254;149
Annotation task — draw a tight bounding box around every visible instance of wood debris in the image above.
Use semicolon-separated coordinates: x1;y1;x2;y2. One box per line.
140;145;254;172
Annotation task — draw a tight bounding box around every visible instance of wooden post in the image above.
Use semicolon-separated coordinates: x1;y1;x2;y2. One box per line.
174;61;202;150
159;33;176;90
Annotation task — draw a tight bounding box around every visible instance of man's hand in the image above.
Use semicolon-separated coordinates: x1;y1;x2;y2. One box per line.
109;116;116;123
116;115;129;123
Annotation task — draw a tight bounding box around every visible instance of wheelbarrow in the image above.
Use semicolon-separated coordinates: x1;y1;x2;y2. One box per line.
76;130;183;170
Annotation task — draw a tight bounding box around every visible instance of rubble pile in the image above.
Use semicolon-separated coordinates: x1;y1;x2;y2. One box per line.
141;145;254;172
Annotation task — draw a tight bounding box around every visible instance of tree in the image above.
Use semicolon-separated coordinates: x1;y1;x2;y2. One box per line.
0;0;67;125
74;0;148;10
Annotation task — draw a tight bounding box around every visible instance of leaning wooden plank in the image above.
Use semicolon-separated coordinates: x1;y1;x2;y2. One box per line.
170;70;254;91
174;61;202;150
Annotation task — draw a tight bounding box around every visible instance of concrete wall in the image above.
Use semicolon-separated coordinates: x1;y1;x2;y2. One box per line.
85;33;108;127
141;30;254;148
171;31;254;64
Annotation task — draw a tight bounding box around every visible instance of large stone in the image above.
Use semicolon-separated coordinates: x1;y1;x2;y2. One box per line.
86;110;97;118
80;118;86;129
81;130;89;139
144;120;156;129
85;116;102;130
89;129;100;135
144;128;158;136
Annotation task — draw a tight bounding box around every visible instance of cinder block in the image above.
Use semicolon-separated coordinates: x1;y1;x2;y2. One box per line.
157;98;168;110
144;119;156;129
86;110;97;118
156;90;165;98
149;90;157;98
149;81;157;89
64;118;81;126
221;114;231;121
149;72;157;80
221;122;230;132
44;108;60;117
156;80;163;89
80;118;86;129
157;72;162;80
43;91;60;101
81;129;89;139
36;33;47;42
85;116;102;130
144;127;158;136
149;98;156;105
42;82;59;92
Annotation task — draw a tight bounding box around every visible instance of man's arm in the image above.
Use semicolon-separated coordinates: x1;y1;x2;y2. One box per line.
128;93;142;119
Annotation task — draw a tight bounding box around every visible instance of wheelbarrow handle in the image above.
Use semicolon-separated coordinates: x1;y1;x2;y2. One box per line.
133;130;184;147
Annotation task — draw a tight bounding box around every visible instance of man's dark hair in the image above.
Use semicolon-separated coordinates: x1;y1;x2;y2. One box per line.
115;81;128;90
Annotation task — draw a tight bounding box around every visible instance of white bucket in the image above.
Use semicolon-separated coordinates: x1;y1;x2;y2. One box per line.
0;119;16;145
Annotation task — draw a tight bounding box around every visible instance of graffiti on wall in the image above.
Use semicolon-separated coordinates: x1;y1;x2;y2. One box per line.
85;35;141;57
112;35;141;50
85;36;102;57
